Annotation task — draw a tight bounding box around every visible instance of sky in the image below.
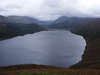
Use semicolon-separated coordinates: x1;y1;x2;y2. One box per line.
0;0;100;21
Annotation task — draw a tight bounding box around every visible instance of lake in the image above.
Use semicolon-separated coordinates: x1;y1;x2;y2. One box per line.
0;30;86;68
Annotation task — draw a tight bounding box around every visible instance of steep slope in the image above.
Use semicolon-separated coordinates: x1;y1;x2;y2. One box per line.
71;19;100;68
0;15;7;23
0;23;45;39
50;16;97;29
0;15;45;40
7;16;39;24
51;16;100;68
0;15;8;39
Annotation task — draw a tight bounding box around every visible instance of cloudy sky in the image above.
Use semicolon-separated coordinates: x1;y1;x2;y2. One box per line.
0;0;100;20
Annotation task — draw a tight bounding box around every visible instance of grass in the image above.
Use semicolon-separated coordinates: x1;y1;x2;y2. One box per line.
16;71;62;75
1;69;100;75
1;64;100;75
15;70;100;75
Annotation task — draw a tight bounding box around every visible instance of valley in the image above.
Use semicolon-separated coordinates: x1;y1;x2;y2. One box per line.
0;15;100;75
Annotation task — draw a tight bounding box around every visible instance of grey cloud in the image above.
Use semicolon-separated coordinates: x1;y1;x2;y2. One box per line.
0;8;7;12
44;0;61;8
6;5;21;9
0;0;100;20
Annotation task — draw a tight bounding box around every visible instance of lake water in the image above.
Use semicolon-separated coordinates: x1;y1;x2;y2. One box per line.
0;31;86;68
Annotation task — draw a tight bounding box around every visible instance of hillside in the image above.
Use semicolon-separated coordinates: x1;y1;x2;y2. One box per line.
70;19;100;68
7;16;39;24
1;15;100;69
0;15;45;40
48;16;98;29
1;64;100;75
48;16;100;68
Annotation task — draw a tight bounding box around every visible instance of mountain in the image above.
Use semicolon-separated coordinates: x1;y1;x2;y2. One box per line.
1;14;100;69
6;16;54;27
0;15;7;23
49;16;100;40
48;16;69;28
71;18;100;40
49;16;97;29
70;18;100;68
7;16;39;24
0;15;8;35
47;16;100;68
0;15;45;40
37;21;53;28
54;16;69;24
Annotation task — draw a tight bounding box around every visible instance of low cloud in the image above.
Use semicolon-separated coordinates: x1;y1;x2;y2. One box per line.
0;0;100;20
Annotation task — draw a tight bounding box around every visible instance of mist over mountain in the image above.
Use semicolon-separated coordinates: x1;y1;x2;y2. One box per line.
1;0;100;21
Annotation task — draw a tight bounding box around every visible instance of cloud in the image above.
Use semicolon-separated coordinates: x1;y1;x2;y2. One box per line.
0;8;7;12
0;0;100;20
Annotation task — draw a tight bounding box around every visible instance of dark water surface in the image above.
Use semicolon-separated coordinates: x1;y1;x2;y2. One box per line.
0;31;86;68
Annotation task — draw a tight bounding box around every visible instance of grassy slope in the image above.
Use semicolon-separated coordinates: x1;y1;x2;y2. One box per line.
1;69;100;75
1;64;100;75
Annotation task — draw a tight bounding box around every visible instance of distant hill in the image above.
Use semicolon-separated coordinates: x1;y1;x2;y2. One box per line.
71;18;100;40
0;15;45;40
48;16;100;40
1;15;100;69
0;15;7;23
7;16;39;24
7;16;53;27
47;16;100;68
49;16;98;29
